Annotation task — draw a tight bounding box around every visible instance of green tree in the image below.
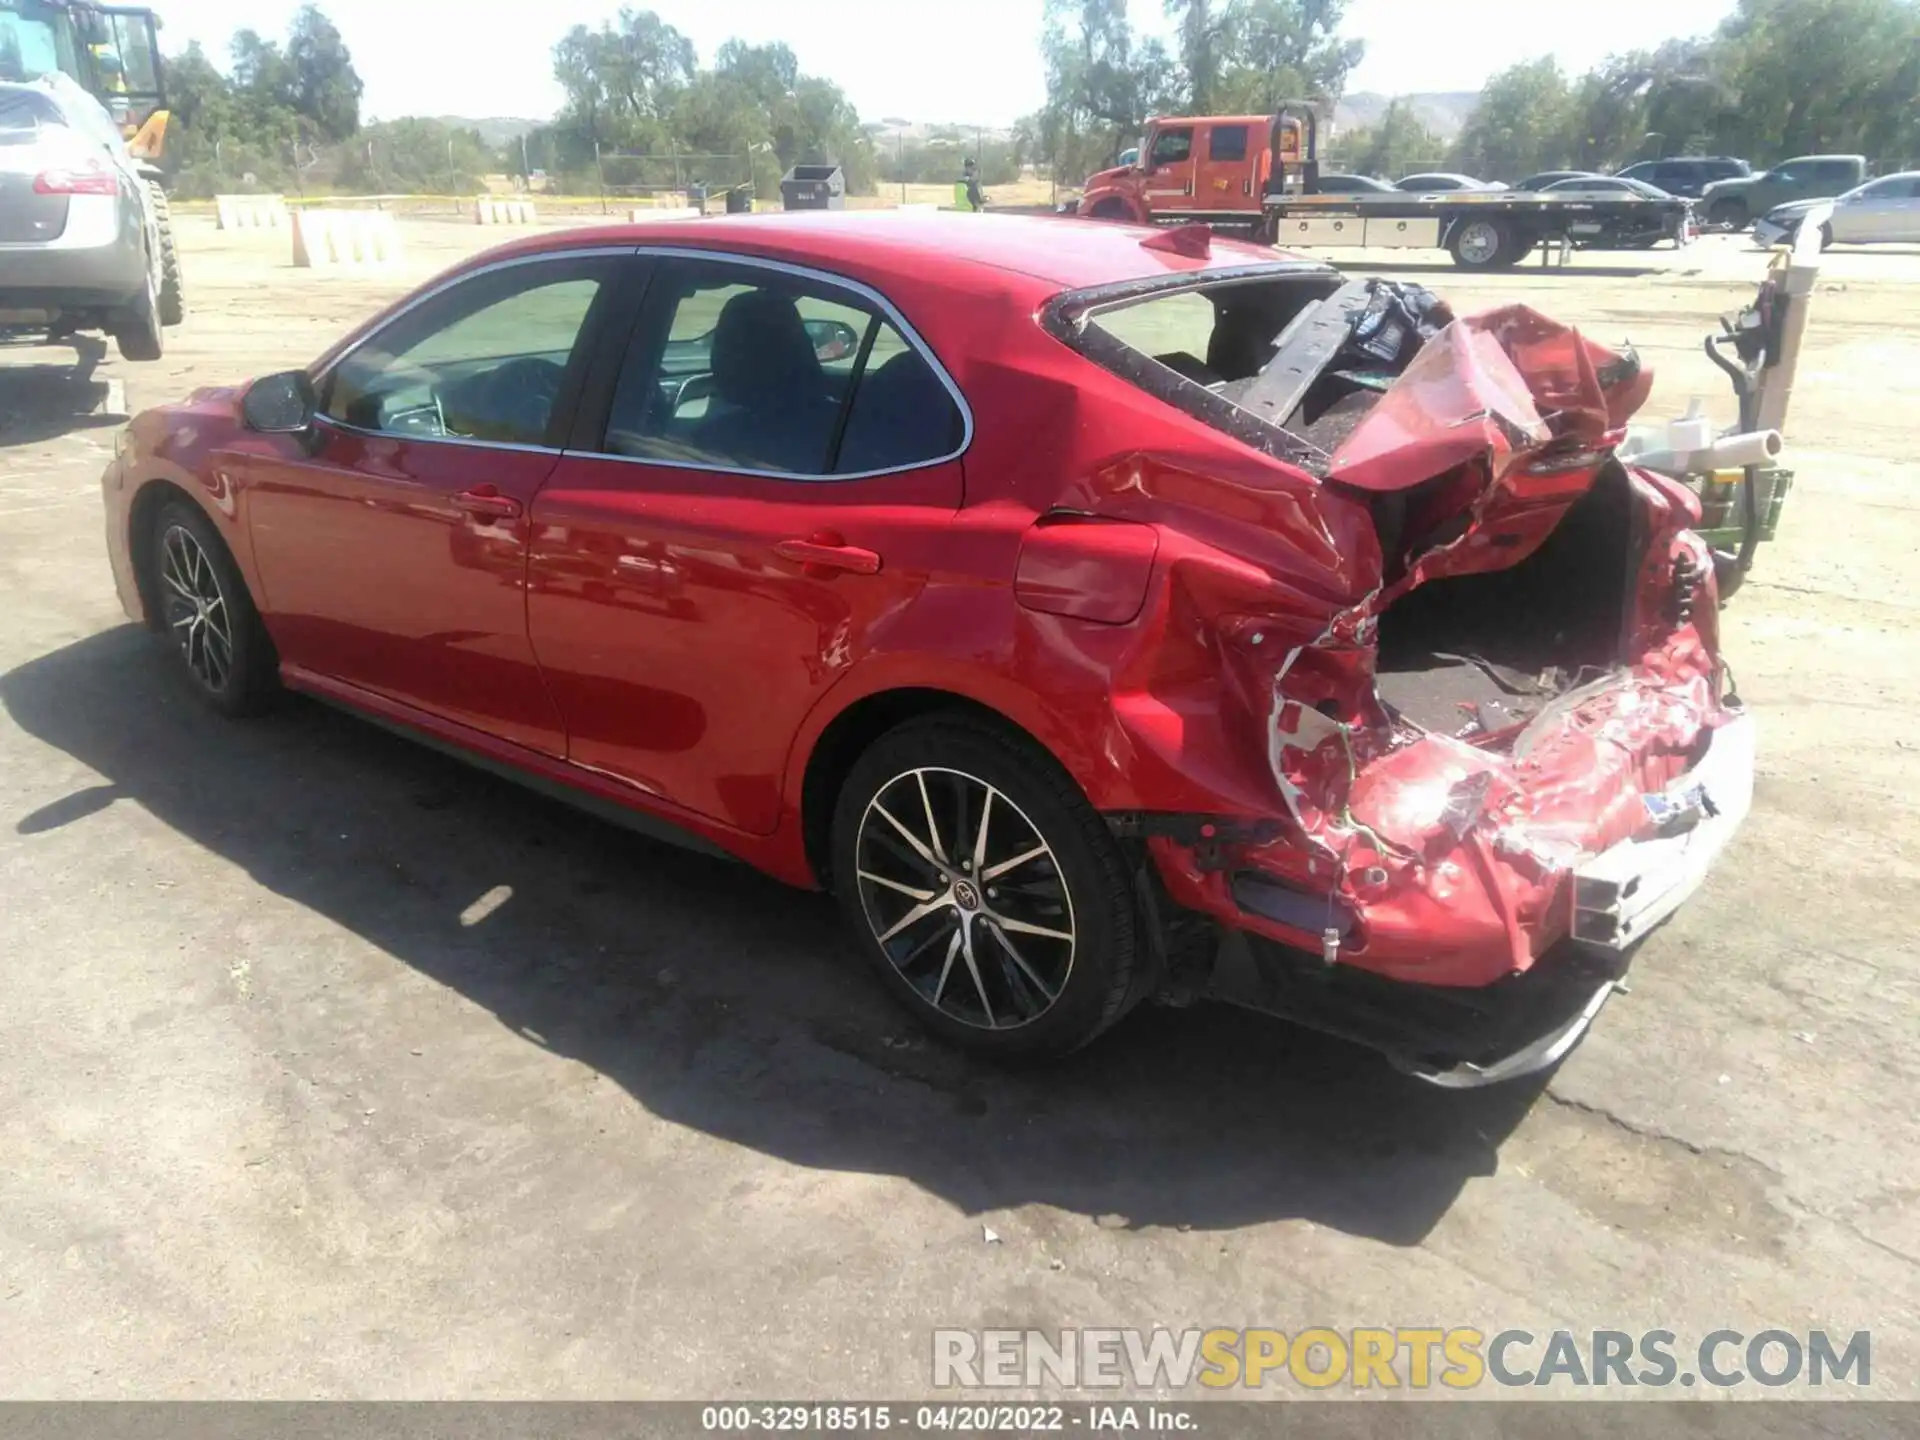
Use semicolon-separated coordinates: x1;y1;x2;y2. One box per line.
1715;0;1920;159
286;4;362;140
1337;98;1440;178
1214;0;1365;113
1449;57;1576;181
1167;0;1227;112
337;117;490;193
1039;0;1181;182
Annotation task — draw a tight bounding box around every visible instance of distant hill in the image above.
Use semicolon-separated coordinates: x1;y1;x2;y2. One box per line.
1333;92;1480;141
424;116;544;147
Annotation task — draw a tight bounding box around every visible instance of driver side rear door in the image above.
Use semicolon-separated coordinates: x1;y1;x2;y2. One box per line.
243;249;630;756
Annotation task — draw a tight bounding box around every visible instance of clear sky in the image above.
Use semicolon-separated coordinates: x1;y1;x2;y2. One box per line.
164;0;1741;126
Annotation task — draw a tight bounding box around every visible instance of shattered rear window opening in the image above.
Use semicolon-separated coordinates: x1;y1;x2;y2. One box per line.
1051;266;1648;485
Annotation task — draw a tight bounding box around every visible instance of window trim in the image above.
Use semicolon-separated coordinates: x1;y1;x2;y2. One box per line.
310;247;637;456
1149;127;1195;167
579;245;975;484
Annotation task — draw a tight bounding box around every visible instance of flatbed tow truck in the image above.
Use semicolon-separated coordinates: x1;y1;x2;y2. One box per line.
1076;105;1697;269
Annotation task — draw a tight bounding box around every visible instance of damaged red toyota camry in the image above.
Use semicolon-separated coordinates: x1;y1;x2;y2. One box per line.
101;211;1753;1085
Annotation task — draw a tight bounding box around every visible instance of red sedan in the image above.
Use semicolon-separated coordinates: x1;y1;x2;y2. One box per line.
101;212;1753;1084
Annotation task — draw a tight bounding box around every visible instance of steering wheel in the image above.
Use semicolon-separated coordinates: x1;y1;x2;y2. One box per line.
478;357;566;443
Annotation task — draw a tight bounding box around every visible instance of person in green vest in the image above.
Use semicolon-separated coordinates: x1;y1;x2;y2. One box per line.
953;158;986;213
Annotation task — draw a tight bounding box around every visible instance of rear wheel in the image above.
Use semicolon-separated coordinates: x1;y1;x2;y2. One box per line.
149;501;278;716
149;182;185;327
1819;222;1834;250
114;257;163;362
1448;217;1516;269
830;716;1142;1059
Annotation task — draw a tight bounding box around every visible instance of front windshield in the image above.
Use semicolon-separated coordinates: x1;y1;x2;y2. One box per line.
0;0;78;83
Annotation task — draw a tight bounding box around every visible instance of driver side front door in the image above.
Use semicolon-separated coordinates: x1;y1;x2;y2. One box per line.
1142;125;1196;214
242;250;628;756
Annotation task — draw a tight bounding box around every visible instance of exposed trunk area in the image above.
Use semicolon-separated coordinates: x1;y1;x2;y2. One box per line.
1371;464;1642;738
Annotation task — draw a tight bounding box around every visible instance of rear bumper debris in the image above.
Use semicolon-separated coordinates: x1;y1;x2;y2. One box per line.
1570;708;1754;950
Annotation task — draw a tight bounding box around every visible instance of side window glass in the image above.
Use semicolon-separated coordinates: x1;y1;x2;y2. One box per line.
834;323;964;474
1150;128;1193;167
602;261;962;477
323;264;605;445
1208;125;1249;163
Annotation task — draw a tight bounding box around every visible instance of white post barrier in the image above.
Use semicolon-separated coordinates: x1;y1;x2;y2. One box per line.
474;197;539;225
215;194;290;230
291;209;404;270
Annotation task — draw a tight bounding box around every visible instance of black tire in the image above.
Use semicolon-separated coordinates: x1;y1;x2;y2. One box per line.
1708;198;1749;232
149;501;278;717
1088;197;1130;221
1448;217;1517;269
1819;222;1834;250
114;257;163;362
829;715;1142;1059
149;182;185;327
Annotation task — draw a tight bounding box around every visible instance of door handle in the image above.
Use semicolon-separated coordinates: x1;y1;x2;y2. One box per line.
775;535;882;576
453;485;523;522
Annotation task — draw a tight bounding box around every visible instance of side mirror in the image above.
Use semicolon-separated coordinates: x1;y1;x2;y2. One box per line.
803;318;860;364
242;370;316;434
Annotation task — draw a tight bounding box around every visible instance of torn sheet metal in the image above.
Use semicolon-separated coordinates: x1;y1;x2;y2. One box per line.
1071;301;1737;989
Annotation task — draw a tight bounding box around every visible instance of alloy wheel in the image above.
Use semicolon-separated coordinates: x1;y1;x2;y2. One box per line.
158;524;234;694
854;767;1076;1030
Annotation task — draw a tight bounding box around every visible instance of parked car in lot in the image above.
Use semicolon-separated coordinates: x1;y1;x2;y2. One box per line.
1615;156;1750;199
1701;154;1867;230
1539;174;1692;247
101;212;1756;1084
1753;173;1920;247
1513;170;1598;192
1395;172;1495;192
0;75;180;359
1313;172;1398;194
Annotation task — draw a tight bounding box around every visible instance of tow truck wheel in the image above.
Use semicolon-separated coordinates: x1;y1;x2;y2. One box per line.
1448;218;1515;269
1088;198;1130;221
149;182;185;327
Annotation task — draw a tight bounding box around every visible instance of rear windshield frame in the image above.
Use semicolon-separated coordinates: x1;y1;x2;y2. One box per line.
1040;260;1344;470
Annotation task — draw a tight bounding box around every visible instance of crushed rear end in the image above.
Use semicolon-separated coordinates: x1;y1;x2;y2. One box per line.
1047;258;1753;1085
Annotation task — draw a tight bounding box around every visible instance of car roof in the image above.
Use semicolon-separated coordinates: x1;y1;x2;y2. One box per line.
467;210;1323;295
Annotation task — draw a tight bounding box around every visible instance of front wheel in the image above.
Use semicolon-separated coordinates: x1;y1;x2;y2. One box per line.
1448;217;1517;269
1087;197;1131;222
150;501;278;716
114;258;163;362
830;715;1143;1059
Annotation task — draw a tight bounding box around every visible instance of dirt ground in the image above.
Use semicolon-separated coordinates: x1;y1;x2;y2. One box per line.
1;214;1917;1400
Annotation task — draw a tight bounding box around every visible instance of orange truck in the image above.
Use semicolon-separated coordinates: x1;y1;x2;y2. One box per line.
1077;106;1696;269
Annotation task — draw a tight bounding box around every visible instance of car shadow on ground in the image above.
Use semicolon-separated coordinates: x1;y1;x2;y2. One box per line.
0;337;127;448
2;627;1549;1245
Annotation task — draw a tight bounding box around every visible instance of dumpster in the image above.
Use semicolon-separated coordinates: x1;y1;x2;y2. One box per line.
781;164;845;211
